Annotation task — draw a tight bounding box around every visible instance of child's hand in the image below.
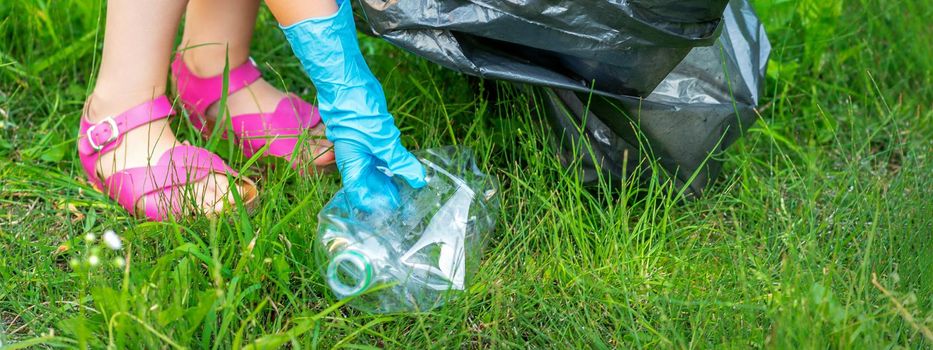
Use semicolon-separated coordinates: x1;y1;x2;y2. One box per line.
333;138;425;213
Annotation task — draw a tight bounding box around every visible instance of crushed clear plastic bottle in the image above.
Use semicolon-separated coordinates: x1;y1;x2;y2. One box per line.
316;146;499;313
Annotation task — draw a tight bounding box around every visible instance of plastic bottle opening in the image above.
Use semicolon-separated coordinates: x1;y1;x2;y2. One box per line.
326;250;373;297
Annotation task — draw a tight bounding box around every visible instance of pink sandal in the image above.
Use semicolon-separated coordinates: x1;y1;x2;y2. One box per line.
77;96;258;221
171;54;335;169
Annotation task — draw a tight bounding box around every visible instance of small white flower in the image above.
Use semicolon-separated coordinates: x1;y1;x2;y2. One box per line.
84;233;97;242
88;255;100;266
102;230;122;250
112;257;125;268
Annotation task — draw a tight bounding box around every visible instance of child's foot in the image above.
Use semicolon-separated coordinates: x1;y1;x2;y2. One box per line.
83;91;251;216
175;51;335;169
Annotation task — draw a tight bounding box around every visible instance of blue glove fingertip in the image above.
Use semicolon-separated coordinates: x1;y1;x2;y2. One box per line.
392;153;428;189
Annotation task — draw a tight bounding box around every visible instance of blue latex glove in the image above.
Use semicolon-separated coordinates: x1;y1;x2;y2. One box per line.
282;0;426;212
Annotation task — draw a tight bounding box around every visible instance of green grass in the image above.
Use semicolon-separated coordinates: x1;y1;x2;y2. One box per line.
1;0;931;348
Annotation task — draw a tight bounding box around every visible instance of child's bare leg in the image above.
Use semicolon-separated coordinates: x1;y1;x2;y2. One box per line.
265;0;337;26
86;0;239;214
180;0;332;164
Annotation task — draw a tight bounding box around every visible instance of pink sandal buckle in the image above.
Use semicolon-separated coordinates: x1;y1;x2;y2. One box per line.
86;116;119;151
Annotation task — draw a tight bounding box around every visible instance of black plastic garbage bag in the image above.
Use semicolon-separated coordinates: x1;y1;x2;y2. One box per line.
541;1;770;196
355;0;770;197
355;0;730;97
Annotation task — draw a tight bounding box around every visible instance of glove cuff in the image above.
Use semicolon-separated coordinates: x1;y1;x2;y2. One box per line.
281;0;393;139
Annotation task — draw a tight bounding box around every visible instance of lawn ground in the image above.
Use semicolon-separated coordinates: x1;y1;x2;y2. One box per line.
1;0;931;348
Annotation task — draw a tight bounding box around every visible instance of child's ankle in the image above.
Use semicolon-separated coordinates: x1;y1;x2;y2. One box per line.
179;44;251;77
84;87;165;123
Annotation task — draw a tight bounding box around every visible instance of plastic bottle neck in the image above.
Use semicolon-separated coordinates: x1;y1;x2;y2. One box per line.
326;249;374;297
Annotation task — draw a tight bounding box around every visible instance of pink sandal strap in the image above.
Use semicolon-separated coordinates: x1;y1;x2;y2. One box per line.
230;96;322;159
104;145;238;221
171;53;262;117
78;96;176;186
141;187;184;221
